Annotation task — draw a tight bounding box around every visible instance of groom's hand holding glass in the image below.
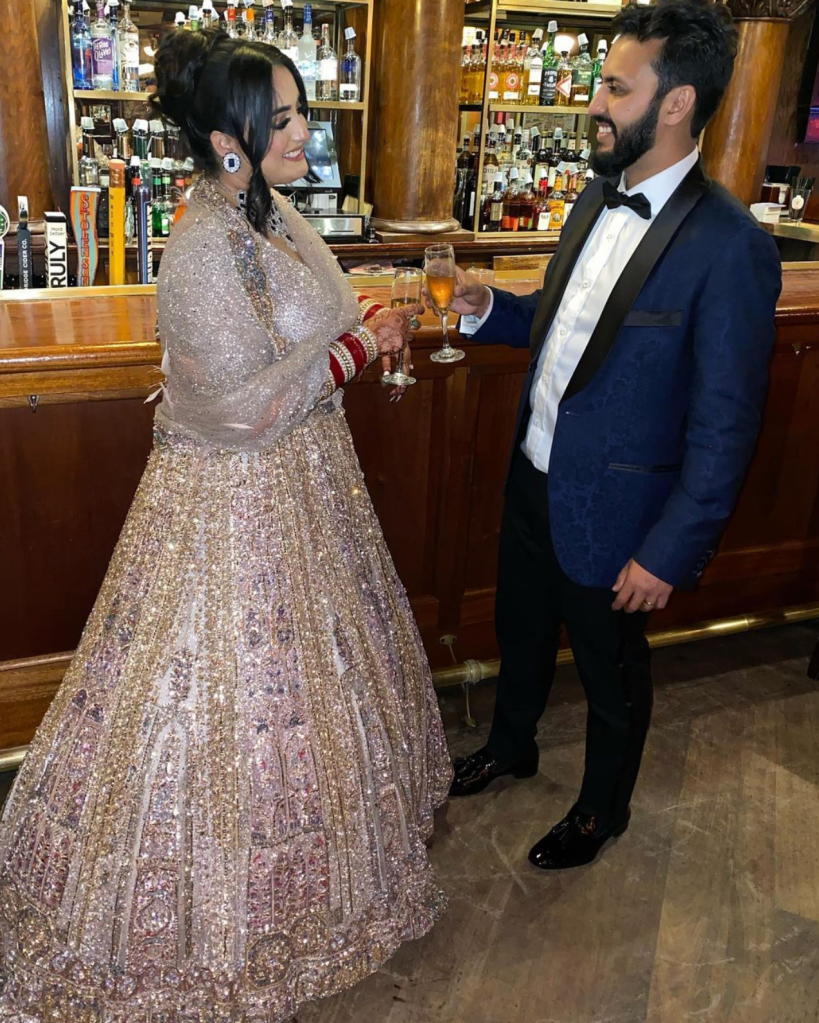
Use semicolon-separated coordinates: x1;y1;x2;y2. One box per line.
424;266;493;321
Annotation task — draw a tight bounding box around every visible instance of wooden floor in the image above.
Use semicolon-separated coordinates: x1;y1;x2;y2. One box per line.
2;622;818;1022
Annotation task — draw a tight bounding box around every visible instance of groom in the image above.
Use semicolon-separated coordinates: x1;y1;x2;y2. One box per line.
447;0;782;868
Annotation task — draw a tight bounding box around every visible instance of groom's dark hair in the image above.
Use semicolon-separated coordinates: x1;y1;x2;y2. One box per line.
613;0;739;137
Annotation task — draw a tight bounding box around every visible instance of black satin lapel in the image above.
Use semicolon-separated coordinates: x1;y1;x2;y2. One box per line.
562;159;711;402
528;178;608;356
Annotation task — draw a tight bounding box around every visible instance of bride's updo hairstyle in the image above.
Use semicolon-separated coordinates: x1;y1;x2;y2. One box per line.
150;28;309;235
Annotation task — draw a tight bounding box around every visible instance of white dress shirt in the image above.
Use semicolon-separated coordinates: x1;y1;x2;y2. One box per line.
461;147;700;473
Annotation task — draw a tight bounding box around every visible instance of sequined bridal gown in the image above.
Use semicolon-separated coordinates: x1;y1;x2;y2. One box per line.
0;180;452;1023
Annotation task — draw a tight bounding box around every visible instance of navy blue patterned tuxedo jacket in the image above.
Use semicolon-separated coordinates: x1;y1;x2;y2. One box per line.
466;159;782;589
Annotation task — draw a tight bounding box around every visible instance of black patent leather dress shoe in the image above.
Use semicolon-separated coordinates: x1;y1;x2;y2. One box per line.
528;806;631;870
449;745;539;798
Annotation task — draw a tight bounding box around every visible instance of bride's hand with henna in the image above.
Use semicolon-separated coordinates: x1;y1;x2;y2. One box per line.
366;305;422;399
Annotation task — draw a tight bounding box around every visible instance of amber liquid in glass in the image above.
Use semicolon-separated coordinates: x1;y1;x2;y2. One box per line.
427;274;456;314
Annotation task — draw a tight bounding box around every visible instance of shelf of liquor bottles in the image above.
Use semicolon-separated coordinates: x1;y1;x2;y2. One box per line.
454;0;612;238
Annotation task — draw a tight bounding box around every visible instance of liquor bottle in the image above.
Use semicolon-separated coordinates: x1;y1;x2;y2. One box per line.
571;34;593;107
547;127;562;190
567;131;577;158
462;156;478;230
518;174;537;231
200;0;215;28
106;0;120;91
591;40;608;99
119;2;139;92
225;1;237;37
172;170;188;225
279;0;299;63
296;4;317;99
79;117;100;185
475;181;488;232
501;32;521;103
316;22;338;101
564;173;579;221
548;170;565;230
501;168;521;232
91;0;114;90
555;51;573;107
459;42;471;105
523;28;543;106
482;128;500;188
487;35;500;101
175;11;187;30
538;20;559;106
534;174;551;230
516;129;533;178
470;32;487;104
243;0;257;40
188;5;200;31
340;27;362;102
534;131;551;185
71;1;94;90
489;176;504;231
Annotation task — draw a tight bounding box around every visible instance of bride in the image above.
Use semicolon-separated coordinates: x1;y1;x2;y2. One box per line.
0;27;451;1023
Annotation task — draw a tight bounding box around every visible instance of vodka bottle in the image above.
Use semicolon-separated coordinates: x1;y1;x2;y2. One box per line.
297;4;318;100
119;2;140;92
316;22;338;102
279;0;299;64
339;26;362;103
91;0;114;90
106;0;120;90
70;2;94;90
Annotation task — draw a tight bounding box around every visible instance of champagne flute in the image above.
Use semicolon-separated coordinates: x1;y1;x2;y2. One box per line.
425;243;465;364
383;268;422;386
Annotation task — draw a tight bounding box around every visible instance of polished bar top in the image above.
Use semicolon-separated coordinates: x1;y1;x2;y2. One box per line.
1;267;817;381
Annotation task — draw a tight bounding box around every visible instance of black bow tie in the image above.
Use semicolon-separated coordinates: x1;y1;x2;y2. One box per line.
602;180;652;220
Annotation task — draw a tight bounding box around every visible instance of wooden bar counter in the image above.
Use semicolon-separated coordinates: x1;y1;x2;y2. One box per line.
1;270;819;755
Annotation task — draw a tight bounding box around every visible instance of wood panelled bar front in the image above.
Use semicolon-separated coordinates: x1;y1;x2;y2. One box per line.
1;270;819;755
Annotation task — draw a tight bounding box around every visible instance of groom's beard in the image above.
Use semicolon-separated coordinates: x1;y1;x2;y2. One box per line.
590;94;663;178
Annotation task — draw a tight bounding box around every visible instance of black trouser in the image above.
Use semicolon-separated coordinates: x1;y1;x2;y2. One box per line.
487;450;653;827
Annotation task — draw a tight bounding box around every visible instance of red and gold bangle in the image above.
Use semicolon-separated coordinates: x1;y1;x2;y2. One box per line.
357;294;384;323
327;324;380;393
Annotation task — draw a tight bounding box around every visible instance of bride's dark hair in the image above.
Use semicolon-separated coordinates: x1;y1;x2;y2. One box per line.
150;28;309;235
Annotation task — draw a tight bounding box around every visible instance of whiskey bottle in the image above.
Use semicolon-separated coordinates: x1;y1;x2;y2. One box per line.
547;170;566;230
518;173;537;231
501;167;521;231
571;34;593;107
523;28;544;106
489;176;505;232
501;32;522;104
316;22;338;102
538;21;559;106
555;51;573;108
564;174;579;221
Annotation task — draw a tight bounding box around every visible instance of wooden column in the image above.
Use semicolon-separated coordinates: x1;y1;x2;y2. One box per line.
370;0;463;234
0;0;53;218
701;17;791;206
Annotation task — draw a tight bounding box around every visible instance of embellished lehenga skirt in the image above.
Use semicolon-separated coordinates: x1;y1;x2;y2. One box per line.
0;402;452;1023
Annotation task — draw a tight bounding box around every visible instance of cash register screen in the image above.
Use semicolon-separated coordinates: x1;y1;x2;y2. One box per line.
280;122;342;190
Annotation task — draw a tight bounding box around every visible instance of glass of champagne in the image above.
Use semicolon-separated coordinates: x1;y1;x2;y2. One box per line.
383;268;422;386
424;243;465;364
